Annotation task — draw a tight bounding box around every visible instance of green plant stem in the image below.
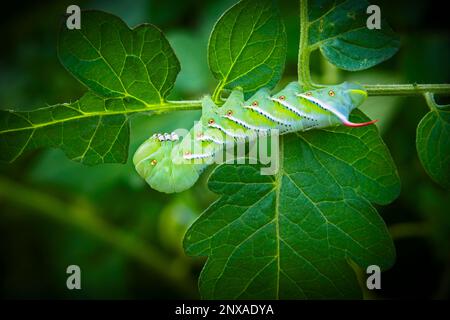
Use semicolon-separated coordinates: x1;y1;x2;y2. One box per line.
363;84;450;96
153;84;450;114
298;0;312;89
0;100;203;135
0;176;198;298
155;100;202;113
212;81;224;103
388;222;431;239
424;92;438;111
310;83;450;96
423;91;450;111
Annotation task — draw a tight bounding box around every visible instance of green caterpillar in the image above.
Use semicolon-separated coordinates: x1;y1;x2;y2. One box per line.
133;82;375;193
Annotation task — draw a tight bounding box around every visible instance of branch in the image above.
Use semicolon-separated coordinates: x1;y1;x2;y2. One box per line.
298;0;313;89
0;176;198;298
0;99;202;135
310;83;450;96
388;222;431;240
146;100;202;113
363;84;450;96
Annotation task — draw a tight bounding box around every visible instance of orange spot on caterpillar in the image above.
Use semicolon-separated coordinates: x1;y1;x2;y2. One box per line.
328;90;335;97
226;110;233;116
208;119;215;125
151;159;157;166
251;101;258;106
279;95;286;100
305;92;312;96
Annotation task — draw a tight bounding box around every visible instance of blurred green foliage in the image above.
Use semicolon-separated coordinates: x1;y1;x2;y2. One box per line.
0;0;449;299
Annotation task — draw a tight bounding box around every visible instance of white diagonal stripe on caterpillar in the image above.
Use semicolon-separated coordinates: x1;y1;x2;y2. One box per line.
197;134;224;144
296;92;377;127
208;123;248;139
270;97;319;121
222;115;270;132
296;93;347;122
243;105;295;127
295;93;328;111
183;152;214;160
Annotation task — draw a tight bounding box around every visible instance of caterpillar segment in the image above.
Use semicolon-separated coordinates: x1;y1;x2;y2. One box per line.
133;82;373;193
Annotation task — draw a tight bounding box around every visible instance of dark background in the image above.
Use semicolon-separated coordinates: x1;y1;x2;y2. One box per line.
0;0;449;299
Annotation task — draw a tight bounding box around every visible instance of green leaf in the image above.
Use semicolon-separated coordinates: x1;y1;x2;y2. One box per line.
416;109;450;189
208;0;286;97
184;112;400;299
58;10;180;104
0;92;136;165
308;0;400;71
1;11;181;165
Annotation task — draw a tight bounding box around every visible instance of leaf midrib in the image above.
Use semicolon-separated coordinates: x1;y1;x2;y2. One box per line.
216;4;264;86
273;136;284;299
0;102;173;134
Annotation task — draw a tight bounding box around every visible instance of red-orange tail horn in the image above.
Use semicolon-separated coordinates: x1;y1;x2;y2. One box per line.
342;119;378;127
